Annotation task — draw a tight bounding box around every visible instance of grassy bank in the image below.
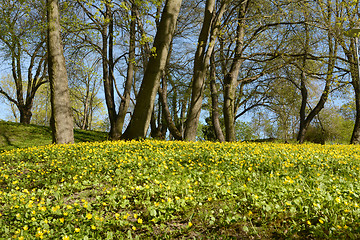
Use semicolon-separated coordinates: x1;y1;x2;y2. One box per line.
0;140;359;239
0;120;107;152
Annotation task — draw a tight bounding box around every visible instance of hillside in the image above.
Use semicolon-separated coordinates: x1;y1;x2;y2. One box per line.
0;140;359;239
0;120;108;152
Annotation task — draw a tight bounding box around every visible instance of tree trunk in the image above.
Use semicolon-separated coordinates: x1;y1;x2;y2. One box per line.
350;38;360;144
121;0;183;140
351;81;360;144
47;0;74;144
297;9;336;144
209;50;225;142
102;2;118;140
19;105;33;124
223;1;248;142
184;0;227;141
114;3;137;139
297;70;308;143
159;77;183;140
297;14;310;144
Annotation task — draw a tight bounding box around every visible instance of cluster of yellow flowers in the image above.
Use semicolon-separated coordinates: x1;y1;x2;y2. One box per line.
0;140;359;238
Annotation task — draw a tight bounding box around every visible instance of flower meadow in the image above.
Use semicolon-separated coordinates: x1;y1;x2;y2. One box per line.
0;140;359;239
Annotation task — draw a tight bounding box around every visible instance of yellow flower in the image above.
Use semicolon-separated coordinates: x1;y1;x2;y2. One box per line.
39;206;46;211
307;220;311;225
74;228;80;233
18;237;24;240
62;236;70;240
132;226;136;230
60;218;65;223
188;222;193;227
138;218;143;224
91;225;96;230
86;213;92;220
319;219;324;224
23;225;28;231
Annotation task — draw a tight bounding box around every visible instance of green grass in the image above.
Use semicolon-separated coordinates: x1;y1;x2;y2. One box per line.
0;140;359;239
0;120;108;152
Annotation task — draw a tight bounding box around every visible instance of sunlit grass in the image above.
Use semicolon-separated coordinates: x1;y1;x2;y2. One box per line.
0;120;107;152
0;140;359;239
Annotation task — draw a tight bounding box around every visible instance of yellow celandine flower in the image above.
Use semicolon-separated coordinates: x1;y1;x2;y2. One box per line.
307;221;311;225
319;219;324;224
132;226;136;230
86;213;92;220
74;228;80;233
188;222;193;227
39;206;46;211
62;236;70;240
138;218;143;224
60;218;65;223
35;230;44;239
52;206;60;212
23;225;28;231
91;225;96;230
18;237;24;240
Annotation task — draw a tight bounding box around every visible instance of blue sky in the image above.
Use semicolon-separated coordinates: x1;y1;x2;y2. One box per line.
0;102;9;121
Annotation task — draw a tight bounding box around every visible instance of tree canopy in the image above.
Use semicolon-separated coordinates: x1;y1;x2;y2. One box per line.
0;0;358;144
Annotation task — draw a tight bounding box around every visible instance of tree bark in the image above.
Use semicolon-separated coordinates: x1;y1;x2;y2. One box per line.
102;2;118;139
121;0;183;140
296;13;310;144
184;0;227;141
209;50;225;142
47;0;74;144
114;3;137;139
297;8;336;144
223;1;248;142
159;78;183;140
350;38;360;144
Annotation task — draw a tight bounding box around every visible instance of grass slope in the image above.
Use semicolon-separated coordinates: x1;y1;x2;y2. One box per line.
0;120;108;152
0;140;359;239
